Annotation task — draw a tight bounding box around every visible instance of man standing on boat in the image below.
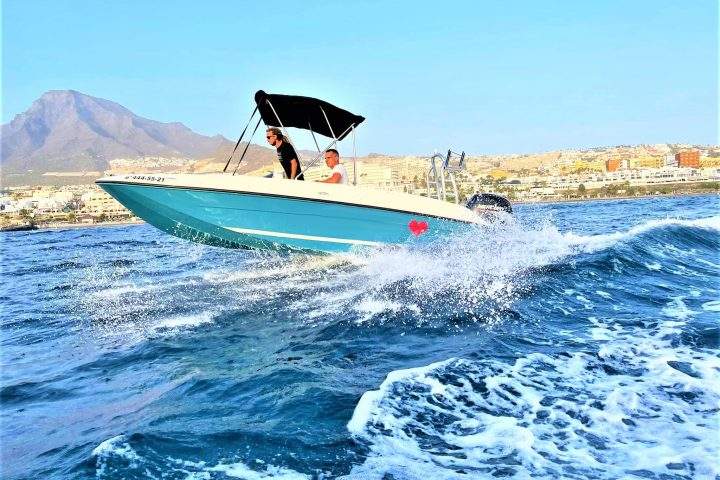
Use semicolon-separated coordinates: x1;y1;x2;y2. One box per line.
320;149;348;184
266;127;304;180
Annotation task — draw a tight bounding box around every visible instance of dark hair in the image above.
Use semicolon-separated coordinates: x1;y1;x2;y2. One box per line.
266;127;283;140
325;148;339;156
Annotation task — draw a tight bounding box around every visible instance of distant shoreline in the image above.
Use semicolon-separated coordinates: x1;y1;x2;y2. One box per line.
1;219;145;233
514;190;718;205
42;219;145;230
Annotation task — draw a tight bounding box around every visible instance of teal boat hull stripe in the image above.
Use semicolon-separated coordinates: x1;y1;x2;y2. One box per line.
225;227;385;246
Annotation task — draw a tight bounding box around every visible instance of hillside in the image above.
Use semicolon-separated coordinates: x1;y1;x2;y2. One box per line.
0;90;232;174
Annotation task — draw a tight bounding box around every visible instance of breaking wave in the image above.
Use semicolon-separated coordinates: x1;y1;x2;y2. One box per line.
93;435;310;480
345;308;720;479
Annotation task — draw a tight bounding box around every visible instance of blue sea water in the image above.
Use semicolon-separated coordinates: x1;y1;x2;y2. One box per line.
1;194;719;480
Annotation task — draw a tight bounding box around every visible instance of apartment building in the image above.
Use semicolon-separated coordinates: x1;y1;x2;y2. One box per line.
80;188;127;216
675;150;700;168
628;156;665;169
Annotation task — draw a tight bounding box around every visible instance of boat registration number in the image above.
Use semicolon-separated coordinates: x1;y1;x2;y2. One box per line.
129;175;166;182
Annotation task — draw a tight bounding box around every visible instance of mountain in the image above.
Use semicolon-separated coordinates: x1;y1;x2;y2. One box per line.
0;90;236;174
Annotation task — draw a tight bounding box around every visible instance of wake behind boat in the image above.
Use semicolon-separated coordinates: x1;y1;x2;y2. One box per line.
97;91;511;252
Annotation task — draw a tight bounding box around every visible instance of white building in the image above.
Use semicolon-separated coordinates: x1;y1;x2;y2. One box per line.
0;196;20;214
80;189;127;215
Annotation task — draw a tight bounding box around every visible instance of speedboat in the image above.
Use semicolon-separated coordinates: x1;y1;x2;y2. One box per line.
96;91;511;252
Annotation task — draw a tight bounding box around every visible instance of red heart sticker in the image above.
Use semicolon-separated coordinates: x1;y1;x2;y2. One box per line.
408;219;429;236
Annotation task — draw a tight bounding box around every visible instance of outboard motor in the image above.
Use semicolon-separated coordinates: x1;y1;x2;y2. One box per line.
466;193;513;214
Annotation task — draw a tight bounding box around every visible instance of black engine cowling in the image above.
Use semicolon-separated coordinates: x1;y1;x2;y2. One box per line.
465;193;513;214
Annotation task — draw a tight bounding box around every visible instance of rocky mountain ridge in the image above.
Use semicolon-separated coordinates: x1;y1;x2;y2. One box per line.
0;90;275;175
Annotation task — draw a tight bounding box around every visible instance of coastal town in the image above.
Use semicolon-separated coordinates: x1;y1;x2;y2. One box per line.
1;143;718;231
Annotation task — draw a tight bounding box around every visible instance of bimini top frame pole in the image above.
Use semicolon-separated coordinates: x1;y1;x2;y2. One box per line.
231;115;262;175
223;105;258;173
308;122;322;154
351;125;357;186
265;99;294;147
319;106;337;141
296;105;343;182
318;108;357;185
296;123;355;179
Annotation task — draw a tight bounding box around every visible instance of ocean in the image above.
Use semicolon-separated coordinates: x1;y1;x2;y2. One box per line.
2;194;718;480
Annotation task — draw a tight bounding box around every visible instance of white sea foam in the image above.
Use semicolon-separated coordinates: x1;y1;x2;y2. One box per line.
90;283;162;300
92;435;142;478
151;311;215;332
345;297;720;479
347;358;456;435
207;461;310;479
92;435;310;479
354;298;406;323
285;217;573;323
702;300;720;312
662;297;696;321
81;309;218;348
92;434;138;459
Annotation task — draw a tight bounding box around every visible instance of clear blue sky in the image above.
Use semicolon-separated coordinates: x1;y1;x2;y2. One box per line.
2;0;717;155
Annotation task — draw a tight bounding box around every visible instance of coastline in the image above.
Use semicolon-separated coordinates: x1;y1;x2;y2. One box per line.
42;219;145;230
513;190;718;205
1;219;145;233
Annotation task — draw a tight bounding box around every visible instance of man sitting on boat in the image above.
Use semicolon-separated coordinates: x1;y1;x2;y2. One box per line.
319;149;348;184
266;127;304;180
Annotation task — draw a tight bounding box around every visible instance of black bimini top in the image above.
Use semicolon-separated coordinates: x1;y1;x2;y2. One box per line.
254;90;365;140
